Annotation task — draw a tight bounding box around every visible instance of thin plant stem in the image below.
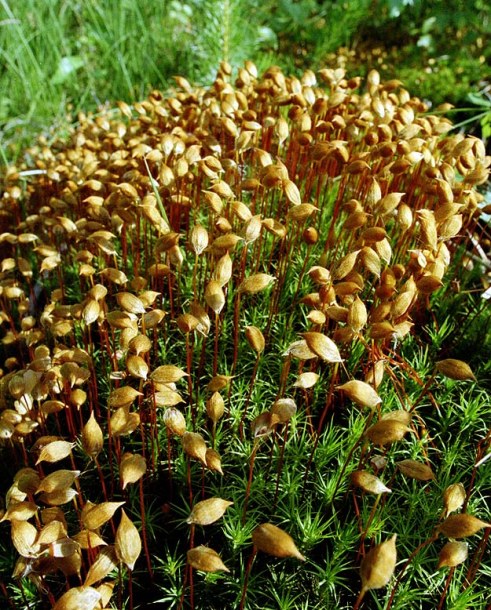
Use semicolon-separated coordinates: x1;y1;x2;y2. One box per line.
385;533;438;610
187;458;194;507
128;570;134;610
322;409;375;504
301;362;340;498
465;526;490;586
213;312;221;376
352;589;365;610
186;333;195;425
166;428;174;501
242;441;259;524
437;566;454;610
273;424;289;510
177;567;188;610
238;353;261;439
94;456;109;498
139;478;154;580
231;291;242;376
239;547;257;610
189;523;195;610
0;580;16;610
357;494;382;560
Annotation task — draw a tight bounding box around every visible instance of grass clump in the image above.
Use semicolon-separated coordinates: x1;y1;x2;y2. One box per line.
0;62;490;610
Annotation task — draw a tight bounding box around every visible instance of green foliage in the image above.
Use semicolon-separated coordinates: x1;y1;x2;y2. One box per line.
2;0;490;163
184;0;276;80
467;91;491;140
265;0;372;67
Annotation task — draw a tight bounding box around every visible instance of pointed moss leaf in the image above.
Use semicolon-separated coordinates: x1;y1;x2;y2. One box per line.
442;483;466;517
82;412;104;458
52;586;102;610
397;459;435;481
301;332;343;363
437;541;468;569
366;420;411;446
187;498;233;526
187;545;230;573
336;380;381;408
437;514;491;538
360;534;397;599
252;523;305;561
238;273;276;294
82;502;124;531
150;365;188;384
36;440;74;465
115;509;141;570
351;470;391;495
119;453;147;489
11;519;39;557
36;470;80;494
435;359;476;381
84;546;118;586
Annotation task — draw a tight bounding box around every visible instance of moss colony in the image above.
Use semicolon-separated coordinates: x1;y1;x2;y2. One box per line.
0;62;489;609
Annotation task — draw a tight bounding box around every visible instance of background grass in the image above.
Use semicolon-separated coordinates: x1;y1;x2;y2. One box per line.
1;0;491;162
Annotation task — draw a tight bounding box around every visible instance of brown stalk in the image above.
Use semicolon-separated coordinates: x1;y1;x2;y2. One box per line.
242;440;259;524
213;312;221;377
272;423;290;510
128;570;134;610
0;580;16;609
94;455;109;502
277;354;292;399
231;292;241;377
139;477;154;580
356;494;382;560
189;523;195;610
187;457;194;508
385;533;439;610
437;566;455;610
185;333;195;425
146;381;158;471
316;404;375;505
280;229;314;336
106;406;116;497
239;547;257;610
230;244;252;376
238;352;261;440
